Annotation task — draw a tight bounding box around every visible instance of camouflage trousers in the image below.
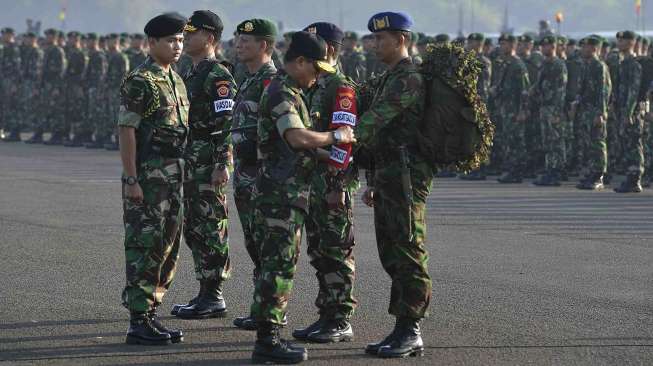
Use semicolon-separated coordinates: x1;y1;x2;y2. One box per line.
644;116;653;179
305;170;357;321
498;111;526;175
65;80;89;137
575;109;608;175
607;108;624;174
183;162;231;284
374;157;432;319
17;80;39;132
251;203;306;325
563;106;576;170
39;82;65;134
121;179;183;314
86;86;106;139
620;108;646;180
233;163;260;277
540;106;566;171
100;87;121;141
0;78;21;133
525;109;544;171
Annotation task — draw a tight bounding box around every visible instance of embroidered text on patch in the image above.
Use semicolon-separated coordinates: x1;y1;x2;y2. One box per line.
332;111;357;126
214;99;235;113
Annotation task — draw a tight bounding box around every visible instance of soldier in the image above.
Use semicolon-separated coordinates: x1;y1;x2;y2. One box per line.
564;38;585;177
28;28;66;144
63;31;90;147
518;34;544;178
119;12;188;346
125;33;147;70
613;31;645;193
575;36;612;190
492;34;530;183
0;28;22;141
120;32;130;49
103;33;130;150
291;22;358;344
339;31;366;83
174;51;193;77
532;35;568;186
249;31;355;364
12;32;42;142
362;34;386;80
83;33;108;149
556;36;568;60
229;18;279;331
605;34;624;179
416;35;431;57
170;10;235;320
409;32;422;65
356;11;430;359
434;33;450;45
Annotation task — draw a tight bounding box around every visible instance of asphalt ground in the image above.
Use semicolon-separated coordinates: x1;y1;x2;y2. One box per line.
0;140;652;366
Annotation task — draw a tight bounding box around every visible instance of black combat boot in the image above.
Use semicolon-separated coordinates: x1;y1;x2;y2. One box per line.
64;133;89;147
252;322;307;364
614;175;643;193
85;137;106;149
292;315;326;340
2;131;21;142
576;173;604;191
125;312;172;346
642;174;651;188
365;318;401;355
377;317;425;358
43;132;64;145
147;310;183;343
171;282;205;316
25;131;43;144
497;171;523;184
306;318;353;343
459;169;486;181
176;281;227;319
236;313;288;330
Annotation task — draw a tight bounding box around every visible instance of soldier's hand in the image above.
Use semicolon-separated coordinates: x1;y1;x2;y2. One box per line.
336;126;356;144
327;190;346;210
125;183;144;204
211;166;230;187
362;187;374;207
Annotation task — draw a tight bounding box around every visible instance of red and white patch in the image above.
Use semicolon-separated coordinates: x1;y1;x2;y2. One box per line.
217;86;229;97
263;79;271;88
339;96;352;110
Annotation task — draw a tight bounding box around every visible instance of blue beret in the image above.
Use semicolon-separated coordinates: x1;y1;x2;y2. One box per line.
304;22;344;45
367;11;413;33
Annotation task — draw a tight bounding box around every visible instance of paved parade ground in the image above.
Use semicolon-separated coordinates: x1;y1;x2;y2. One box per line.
0;141;652;365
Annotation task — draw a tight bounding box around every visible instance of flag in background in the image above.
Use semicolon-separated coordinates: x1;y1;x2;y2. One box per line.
58;7;66;21
636;0;642;15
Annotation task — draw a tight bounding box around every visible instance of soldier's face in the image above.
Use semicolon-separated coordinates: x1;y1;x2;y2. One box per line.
236;34;265;63
374;31;403;63
286;56;319;88
541;43;555;57
499;40;514;55
150;34;184;64
46;34;55;44
467;40;482;51
131;38;143;49
183;30;210;57
344;38;356;50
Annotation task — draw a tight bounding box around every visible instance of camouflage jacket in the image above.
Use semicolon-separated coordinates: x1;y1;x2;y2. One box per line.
256;71;315;211
19;45;42;82
476;52;492;103
521;52;543;85
174;53;193;79
85;49;107;87
232;61;277;167
42;44;66;83
577;55;611;119
307;70;360;192
533;56;567;111
565;54;583;107
125;48;147;70
0;42;21;80
491;54;530;114
340;49;366;83
615;53;642;118
106;50;129;88
65;46;88;83
118;57;189;184
365;51;387;80
355;57;424;155
183;57;237;167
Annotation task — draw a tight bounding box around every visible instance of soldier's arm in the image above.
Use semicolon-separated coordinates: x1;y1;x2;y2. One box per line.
205;64;237;167
555;62;568;112
626;61;642;117
57;48;66;79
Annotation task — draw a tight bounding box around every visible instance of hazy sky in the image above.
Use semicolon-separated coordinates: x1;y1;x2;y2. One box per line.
1;0;651;37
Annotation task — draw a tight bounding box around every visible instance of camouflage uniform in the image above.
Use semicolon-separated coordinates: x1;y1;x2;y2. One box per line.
365;51;387;80
356;58;432;319
40;43;66;136
0;41;22;135
174;53;193;78
102;49;130;143
575;55;611;176
85;48;107;142
476;52;492;104
119;57;189;313
521;52;544;174
340;48;366;83
614;53;644;180
565;51;584;171
533;56;568;172
64;45;89;138
182;57;236;286
250;71;315;325
605;50;623;173
305;71;359;321
231;61;277;278
17;43;42;134
126;48;147;70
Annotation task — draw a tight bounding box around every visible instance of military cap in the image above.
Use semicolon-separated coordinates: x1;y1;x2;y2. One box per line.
637;34;643;42
67;31;80;37
467;32;485;42
237;19;277;37
367;11;414;33
107;33;119;39
44;28;57;36
585;36;602;47
484;38;493;46
25;31;37;38
498;33;516;43
344;31;358;40
453;36;466;45
578;38;586;47
185;10;224;38
435;33;450;43
518;34;534;43
540;35;557;45
120;32;130;39
144;12;187;38
87;32;98;40
620;30;637;40
417;36;432;46
57;31;66;38
1;27;15;34
285;31;335;73
556;36;568;45
643;37;650;45
304;22;344;45
567;38;577;46
132;33;145;39
362;34;374;40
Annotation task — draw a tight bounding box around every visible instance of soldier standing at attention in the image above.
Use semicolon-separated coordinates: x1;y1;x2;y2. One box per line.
34;29;66;145
63;31;90;147
355;11;430;359
613;31;645;193
229;18;279;331
0;28;21;141
119;12;188;346
532;35;568;187
84;33;108;149
575;36;612;191
104;33;130;150
171;10;235;320
518;33;544;178
10;32;42;142
126;33;148;70
291;22;358;344
249;31;355;364
339;31;366;83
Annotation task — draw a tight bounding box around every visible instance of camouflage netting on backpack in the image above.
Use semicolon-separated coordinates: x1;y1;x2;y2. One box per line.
418;43;495;172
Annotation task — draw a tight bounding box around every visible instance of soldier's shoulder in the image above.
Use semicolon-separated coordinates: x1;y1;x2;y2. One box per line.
209;60;235;81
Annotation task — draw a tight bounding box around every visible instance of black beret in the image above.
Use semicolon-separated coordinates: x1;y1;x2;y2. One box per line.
286;31;334;73
467;32;485;42
144;12;187;38
344;31;358;40
185;10;223;37
435;33;450;43
304;22;344;45
236;18;277;37
621;30;637;40
367;11;414;33
86;32;98;40
498;33;516;43
1;27;15;34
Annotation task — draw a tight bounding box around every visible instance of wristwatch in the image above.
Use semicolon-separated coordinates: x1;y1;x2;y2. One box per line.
122;175;137;186
332;130;343;144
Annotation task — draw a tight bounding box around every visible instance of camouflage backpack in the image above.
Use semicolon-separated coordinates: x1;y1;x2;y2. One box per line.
417;43;495;171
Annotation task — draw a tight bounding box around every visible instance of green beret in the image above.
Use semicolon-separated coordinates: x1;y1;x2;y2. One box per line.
467;32;485;42
557;36;568;45
44;28;57;36
484;38;493;46
107;33;119;39
132;33;145;40
237;18;277;37
540;35;557;45
25;31;37;38
434;33;450;43
67;31;80;37
344;31;358;40
57;31;65;38
620;30;637;40
585;36;602;47
518;34;534;43
120;32;130;39
499;33;516;43
417;36;432;46
87;32;98;40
